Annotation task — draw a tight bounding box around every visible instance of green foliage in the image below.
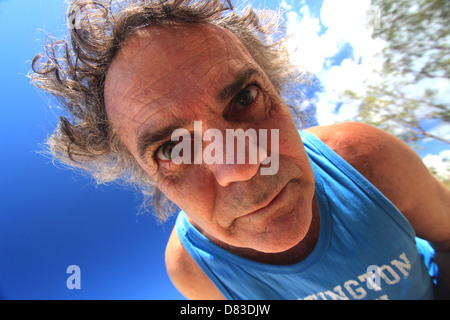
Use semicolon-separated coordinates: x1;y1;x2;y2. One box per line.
374;0;450;80
345;0;450;147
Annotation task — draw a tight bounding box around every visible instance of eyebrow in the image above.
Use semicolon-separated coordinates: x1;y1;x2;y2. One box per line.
137;120;188;163
217;67;262;103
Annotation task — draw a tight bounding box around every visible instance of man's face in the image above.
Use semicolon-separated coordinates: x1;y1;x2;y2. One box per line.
104;23;316;254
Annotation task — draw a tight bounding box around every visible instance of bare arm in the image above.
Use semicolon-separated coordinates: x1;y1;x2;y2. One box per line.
165;227;226;300
365;124;450;296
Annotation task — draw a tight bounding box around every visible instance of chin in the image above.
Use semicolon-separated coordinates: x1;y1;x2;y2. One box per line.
249;209;313;254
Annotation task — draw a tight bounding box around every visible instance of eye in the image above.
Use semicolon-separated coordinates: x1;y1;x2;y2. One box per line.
156;142;176;161
235;85;259;110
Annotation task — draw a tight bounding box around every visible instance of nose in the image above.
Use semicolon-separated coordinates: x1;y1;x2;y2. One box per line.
209;161;260;187
202;128;268;187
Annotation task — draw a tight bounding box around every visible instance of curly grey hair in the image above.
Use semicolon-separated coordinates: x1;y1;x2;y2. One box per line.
31;0;311;221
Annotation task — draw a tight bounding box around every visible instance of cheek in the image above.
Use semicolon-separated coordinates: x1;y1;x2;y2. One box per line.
266;102;304;158
158;168;217;218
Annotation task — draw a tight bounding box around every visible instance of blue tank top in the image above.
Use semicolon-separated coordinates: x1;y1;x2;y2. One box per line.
176;130;438;300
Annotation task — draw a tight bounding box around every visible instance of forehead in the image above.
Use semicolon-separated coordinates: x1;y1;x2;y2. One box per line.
104;23;256;132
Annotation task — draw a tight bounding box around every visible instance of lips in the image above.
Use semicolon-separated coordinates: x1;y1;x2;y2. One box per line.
242;179;292;218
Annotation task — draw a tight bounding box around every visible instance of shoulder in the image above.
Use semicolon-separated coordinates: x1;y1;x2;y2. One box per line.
304;121;418;206
165;226;226;300
304;122;395;180
305;122;450;249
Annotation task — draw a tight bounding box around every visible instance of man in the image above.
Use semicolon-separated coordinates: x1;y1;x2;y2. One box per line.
32;0;449;299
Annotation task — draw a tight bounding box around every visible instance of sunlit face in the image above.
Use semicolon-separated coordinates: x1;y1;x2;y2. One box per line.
104;23;316;254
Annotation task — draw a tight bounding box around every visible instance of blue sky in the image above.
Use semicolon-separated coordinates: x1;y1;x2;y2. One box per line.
0;0;447;300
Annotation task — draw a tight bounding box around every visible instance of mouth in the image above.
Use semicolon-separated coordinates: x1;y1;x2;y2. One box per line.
243;178;294;219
